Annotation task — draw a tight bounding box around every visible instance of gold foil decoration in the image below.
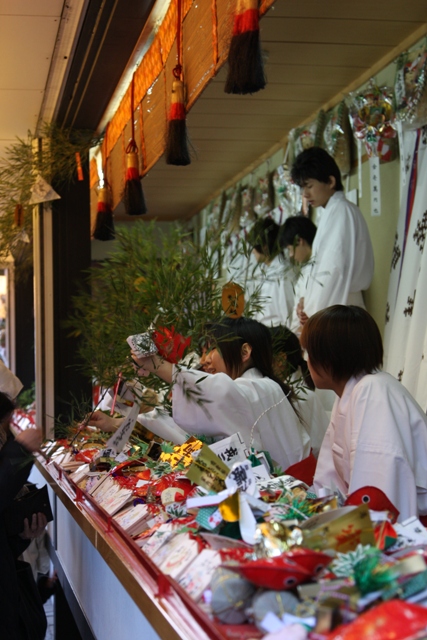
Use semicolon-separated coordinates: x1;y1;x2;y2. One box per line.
219;493;240;522
306;495;338;516
186;443;230;493
301;504;375;553
159;436;203;468
253;520;304;558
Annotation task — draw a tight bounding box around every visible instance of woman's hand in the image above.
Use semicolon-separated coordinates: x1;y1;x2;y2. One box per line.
86;411;122;433
296;297;309;326
131;351;173;384
20;512;48;540
131;351;159;376
15;428;42;453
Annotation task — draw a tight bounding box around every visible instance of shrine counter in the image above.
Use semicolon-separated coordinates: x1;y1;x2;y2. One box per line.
31;458;230;640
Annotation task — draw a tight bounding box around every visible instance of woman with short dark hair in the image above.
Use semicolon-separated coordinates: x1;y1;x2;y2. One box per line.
300;305;427;521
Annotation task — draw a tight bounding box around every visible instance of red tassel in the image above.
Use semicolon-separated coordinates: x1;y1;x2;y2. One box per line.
233;8;259;35
224;0;266;95
93;186;115;241
124;147;147;215
165;78;191;166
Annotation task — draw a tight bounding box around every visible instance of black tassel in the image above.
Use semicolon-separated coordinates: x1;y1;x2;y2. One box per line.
165;79;191;166
93;187;115;241
124;151;147;215
224;0;266;95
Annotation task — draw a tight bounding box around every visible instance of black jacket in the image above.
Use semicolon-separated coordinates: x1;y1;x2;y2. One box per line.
0;435;36;639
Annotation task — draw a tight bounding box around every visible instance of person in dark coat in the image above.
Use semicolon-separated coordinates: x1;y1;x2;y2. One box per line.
0;392;47;639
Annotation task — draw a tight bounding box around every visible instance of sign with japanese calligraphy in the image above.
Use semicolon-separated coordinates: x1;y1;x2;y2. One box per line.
225;460;257;496
369;156;381;217
208;432;248;468
103;400;140;456
186;444;230;493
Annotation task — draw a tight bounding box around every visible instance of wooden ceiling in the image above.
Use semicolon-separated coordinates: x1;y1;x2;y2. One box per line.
129;0;427;223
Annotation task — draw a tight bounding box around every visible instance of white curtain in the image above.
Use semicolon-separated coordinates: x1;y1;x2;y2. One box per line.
384;126;427;410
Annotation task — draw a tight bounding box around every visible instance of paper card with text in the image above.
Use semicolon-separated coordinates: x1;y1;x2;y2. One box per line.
257;474;309;493
157;533;200;579
141;522;176;558
178;549;221;601
103;400;140;456
252;464;271;483
391;516;427;550
225;459;257;496
208;432;248;468
186;444;230;493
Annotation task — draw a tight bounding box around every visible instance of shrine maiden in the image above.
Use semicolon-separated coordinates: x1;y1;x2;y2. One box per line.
269;324;329;458
246;217;296;327
291;147;374;327
280;216;317;337
301;305;427;522
132;317;310;471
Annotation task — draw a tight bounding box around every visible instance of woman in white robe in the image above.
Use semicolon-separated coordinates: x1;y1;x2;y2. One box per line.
247;217;296;327
301;191;374;317
291;147;374;324
249;254;296;327
269;324;329;458
300;304;427;522
131;317;310;471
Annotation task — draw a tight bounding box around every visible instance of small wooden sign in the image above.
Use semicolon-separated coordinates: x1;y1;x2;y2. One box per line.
221;281;245;317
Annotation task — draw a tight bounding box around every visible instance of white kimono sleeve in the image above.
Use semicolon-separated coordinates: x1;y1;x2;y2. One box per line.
137;409;189;445
171;367;310;470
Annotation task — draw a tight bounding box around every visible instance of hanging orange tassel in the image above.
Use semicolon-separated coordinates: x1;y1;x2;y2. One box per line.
75;152;84;181
224;0;266;95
